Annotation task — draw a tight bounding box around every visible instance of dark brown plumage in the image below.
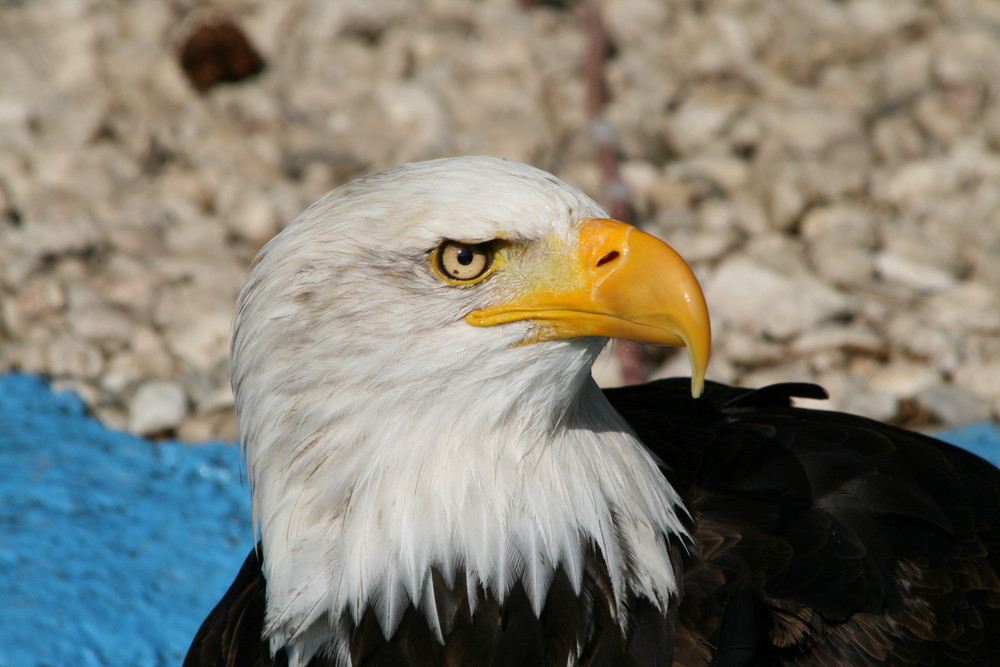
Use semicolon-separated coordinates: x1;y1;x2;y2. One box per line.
186;379;1000;666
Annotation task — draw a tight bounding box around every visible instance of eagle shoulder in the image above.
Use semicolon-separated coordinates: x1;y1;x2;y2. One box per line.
607;378;1000;664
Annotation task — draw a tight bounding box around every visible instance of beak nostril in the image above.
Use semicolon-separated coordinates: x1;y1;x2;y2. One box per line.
596;250;620;268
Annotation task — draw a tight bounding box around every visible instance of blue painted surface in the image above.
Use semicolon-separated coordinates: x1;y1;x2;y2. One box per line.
1;372;999;665
936;421;1000;469
0;374;250;667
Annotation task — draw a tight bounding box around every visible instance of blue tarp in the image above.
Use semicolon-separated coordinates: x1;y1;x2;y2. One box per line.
1;372;999;666
0;374;249;667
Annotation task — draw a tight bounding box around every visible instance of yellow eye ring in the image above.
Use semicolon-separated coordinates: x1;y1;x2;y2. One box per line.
432;241;497;284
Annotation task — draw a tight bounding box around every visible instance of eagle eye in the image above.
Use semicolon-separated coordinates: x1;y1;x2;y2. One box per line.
433;241;496;283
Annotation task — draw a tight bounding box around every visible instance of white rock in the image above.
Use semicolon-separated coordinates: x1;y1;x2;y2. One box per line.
766;169;808;231
868;362;942;399
37;97;105;150
46;335;105;379
744;233;809;277
809;240;876;287
374;81;449;161
0;206;103;263
101;325;177;395
913;93;966;146
926;282;1000;331
62;276;107;313
164;309;232;373
843;390;900;424
847;0;923;39
719;330;786;366
180;366;235;417
163;211;229;255
128;379;189;436
669;227;738;264
874;251;957;293
696;199;738;231
0;254;37;288
669;93;739;155
800;204;878;244
952;362;1000;403
2;277;66;331
647;178;693;212
620;161;660;218
800;370;899;423
706;355;740;387
872;116;925;163
177;408;238;443
805;349;849;374
876;42;931;102
676;155;749;195
916;385;993;426
603;0;672;46
801;204;879;286
195;384;236;413
98;256;162;316
729;192;770;235
66;306;134;349
791;324;884;357
769;106;861;155
704;257;855;340
885;317;961;374
879;158;956;206
93;405;129;433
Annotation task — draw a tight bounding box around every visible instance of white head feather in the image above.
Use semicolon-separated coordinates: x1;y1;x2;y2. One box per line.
231;157;687;665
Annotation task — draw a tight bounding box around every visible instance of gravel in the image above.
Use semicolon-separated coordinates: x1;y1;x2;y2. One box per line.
1;0;999;439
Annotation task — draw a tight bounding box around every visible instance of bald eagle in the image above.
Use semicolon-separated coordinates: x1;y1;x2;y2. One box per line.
185;157;1000;666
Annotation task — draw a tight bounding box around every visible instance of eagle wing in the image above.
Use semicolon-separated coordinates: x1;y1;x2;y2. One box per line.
183;548;280;667
606;378;1000;665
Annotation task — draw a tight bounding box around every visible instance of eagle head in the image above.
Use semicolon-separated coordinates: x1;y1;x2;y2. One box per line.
230;156;710;664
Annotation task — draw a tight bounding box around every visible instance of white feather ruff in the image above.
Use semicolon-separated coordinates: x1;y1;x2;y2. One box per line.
232;157;689;666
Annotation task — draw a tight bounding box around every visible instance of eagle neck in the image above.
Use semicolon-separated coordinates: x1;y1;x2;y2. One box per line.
243;339;687;664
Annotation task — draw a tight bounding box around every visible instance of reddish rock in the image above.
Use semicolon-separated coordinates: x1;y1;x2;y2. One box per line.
179;21;265;93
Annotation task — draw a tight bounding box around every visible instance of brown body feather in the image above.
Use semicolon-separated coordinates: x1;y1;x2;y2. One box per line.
186;380;1000;666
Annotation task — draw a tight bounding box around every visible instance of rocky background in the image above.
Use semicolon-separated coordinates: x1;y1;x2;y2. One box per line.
1;0;999;442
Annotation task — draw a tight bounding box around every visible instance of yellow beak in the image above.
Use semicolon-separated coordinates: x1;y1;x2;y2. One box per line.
466;218;711;397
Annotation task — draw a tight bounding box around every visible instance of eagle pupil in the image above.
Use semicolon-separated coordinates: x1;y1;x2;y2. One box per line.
457;247;474;265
